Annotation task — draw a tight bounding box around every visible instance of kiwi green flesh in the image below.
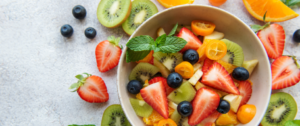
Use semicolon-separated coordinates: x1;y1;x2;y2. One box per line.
167;81;196;104
261;92;297;126
178;117;191;126
220;39;244;67
122;0;158;35
129;63;159;83
170;110;182;124
153;52;183;72
97;0;131;28
129;98;153;118
101;104;131;126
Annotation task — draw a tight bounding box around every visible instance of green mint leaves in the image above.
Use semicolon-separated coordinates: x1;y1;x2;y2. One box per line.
281;0;300;7
125;23;187;62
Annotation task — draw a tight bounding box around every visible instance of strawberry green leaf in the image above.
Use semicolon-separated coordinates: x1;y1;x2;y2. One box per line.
158;36;187;53
168;23;178;36
69;83;80;92
263;11;267;21
75;74;84;80
126;35;155;51
108;35;122;47
126;48;151;62
282;0;300;7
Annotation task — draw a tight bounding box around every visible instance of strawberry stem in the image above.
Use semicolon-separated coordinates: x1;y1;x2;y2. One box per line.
69;73;92;92
108;35;123;49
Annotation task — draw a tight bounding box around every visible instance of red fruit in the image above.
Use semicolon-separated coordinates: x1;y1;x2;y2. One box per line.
149;57;154;65
177;27;202;52
140;81;169;119
201;62;240;95
271;56;300;90
149;77;174;95
199;110;221;126
257;24;285;59
238;81;252;107
95;36;122;72
202;58;215;73
188;88;220;125
70;73;109;103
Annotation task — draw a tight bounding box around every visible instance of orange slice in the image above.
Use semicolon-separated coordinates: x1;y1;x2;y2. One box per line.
243;0;299;22
157;0;194;8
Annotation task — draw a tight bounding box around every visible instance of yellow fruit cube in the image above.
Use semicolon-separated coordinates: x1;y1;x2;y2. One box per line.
143;117;153;125
169;107;175;116
216;110;239;125
136;93;144;100
217;60;237;74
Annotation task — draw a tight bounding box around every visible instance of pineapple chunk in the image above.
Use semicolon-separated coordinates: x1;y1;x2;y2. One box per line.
242;59;259;75
188;69;203;85
204;31;225;40
223;94;243;113
157;27;166;37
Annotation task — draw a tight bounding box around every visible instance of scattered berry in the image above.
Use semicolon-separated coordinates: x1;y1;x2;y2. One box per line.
60;24;73;37
85;27;97;39
167;72;183;88
293;29;300;43
177;101;193;117
183;49;199;64
217;100;230;114
232;67;249;81
72;5;86;19
127;80;143;94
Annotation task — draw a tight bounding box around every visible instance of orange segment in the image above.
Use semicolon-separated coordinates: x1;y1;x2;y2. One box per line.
205;40;227;60
243;0;299;22
216;60;237;74
175;61;194;79
158;119;177;126
157;0;194;8
216;110;239;125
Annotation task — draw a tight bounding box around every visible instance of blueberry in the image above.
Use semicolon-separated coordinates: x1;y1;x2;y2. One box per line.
177;101;193;117
85;27;97;39
60;24;73;37
72;5;86;19
127;80;143;94
217;100;230;114
183;49;199;64
232;67;249;81
293;29;300;43
167;72;183;88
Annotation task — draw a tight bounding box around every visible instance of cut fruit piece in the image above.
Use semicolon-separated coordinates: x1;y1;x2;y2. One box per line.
168;101;178;110
97;0;131;28
169;107;175;116
129;63;160;83
149;77;174;95
188;69;203;85
198;110;221;126
193;62;203;72
179;117;191;126
122;0;158;35
220;39;244;67
242;0;299;22
101;104;131;126
194;82;228;97
153;52;183;72
261;92;297;126
197;42;209;62
167;81;196;104
204;31;225;40
143;110;165;124
202;58;215;74
157;27;166;37
242;59;258;75
153;58;170;78
191;20;216;36
217;60;237;74
136;50;154;63
130;98;153;117
158;119;177;126
170;110;181;124
216;110;238;125
177;27;202;52
237;104;256;124
175;61;194;79
223;94;243;113
205;39;227;60
136;93;143;100
238;81;252;108
157;0;194;8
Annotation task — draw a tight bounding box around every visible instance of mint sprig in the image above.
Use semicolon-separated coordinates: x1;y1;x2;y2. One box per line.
126;35;154;51
250;11;270;33
168;23;178;36
126;48;151;63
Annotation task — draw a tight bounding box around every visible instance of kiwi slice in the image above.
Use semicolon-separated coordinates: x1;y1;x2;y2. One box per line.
261;92;297;126
153;52;183;72
170;110;182;124
122;0;158;35
220;39;244;67
97;0;131;28
129;63;159;83
101;104;131;126
167;81;196;104
129;98;153;117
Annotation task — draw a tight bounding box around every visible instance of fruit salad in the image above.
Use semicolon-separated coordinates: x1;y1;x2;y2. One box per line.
125;21;259;126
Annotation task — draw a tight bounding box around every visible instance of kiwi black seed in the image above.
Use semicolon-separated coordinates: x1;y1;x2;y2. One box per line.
97;0;131;28
129;63;159;83
101;104;131;126
153;52;183;72
220;39;244;67
261;92;297;126
122;0;158;35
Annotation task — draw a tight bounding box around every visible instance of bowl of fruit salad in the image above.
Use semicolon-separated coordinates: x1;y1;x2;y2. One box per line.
117;5;271;126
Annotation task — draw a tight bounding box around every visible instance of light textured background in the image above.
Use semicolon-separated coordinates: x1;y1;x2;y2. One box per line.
0;0;300;126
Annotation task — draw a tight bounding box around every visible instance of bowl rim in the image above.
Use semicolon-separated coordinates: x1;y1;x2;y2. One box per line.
117;4;272;126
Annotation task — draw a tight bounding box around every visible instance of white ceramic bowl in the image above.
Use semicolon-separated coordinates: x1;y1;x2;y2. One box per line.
117;5;271;126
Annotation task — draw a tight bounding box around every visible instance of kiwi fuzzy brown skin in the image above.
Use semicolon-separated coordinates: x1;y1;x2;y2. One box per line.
101;104;131;126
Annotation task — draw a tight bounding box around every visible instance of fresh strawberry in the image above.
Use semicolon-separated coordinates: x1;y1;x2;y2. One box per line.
257;24;285;59
177;27;202;52
95;36;122;72
69;73;109;103
238;81;252;107
271;56;300;90
199;110;221;126
188;88;220;125
202;58;214;73
201;62;240;95
140;81;169;119
149;77;174;95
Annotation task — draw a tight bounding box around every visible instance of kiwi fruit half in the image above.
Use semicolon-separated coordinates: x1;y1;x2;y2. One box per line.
261;92;297;126
101;104;131;126
153;52;183;72
122;0;158;35
220;39;244;67
129;63;159;83
97;0;131;28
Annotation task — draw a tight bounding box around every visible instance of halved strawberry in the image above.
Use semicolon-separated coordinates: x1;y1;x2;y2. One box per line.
69;73;109;103
271;56;300;90
202;58;215;73
257;24;285;59
238;81;252;108
140;81;169;119
199;110;221;126
149;77;174;95
188;88;220;125
177;27;202;52
201;62;240;95
96;36;122;72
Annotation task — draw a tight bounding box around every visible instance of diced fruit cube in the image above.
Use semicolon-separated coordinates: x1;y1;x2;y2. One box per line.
195;81;207;90
168;101;178;110
153;58;170;78
204;31;225;40
188;69;203;85
130;98;153;117
223;94;243;113
217;60;237;74
167;81;196;104
193;62;203;72
157;27;166;37
216;110;239;125
136;93;143;100
242;59;259;75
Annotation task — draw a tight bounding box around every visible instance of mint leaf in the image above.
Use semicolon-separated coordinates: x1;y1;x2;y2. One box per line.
126;48;151;62
156;34;167;45
168;23;178;36
126;35;154;51
158;36;187;53
68;124;95;126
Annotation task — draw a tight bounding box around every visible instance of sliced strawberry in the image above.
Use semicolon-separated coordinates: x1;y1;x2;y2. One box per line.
149;77;174;95
238;81;252;107
257;24;285;59
201;62;240;95
148;56;154;65
96;36;122;72
199;110;221;126
188;88;220;125
202;58;215;73
177;27;202;52
140;81;169;119
271;56;300;90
